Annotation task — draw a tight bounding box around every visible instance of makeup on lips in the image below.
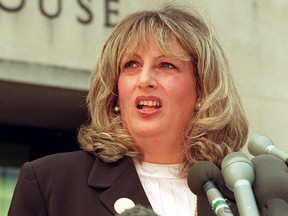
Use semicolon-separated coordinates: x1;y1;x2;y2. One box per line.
135;96;162;113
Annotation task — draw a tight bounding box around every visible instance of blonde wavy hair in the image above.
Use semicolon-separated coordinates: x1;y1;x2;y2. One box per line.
78;3;249;171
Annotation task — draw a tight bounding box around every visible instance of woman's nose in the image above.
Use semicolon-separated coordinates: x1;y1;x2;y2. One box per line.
137;66;158;89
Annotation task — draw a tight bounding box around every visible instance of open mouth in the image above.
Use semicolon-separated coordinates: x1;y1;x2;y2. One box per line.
136;100;162;110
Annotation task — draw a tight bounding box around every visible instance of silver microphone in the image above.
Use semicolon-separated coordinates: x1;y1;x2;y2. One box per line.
248;133;288;165
221;152;259;216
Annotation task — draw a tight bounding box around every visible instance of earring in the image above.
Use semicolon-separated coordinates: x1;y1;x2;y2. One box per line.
114;105;120;113
194;103;201;112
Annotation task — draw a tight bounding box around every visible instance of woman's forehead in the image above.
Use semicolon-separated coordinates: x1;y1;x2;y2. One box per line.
121;38;190;61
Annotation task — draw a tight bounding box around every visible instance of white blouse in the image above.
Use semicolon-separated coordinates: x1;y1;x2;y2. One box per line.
134;161;197;216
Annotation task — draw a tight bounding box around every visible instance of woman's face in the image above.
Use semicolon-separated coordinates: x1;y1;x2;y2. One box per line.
118;40;198;147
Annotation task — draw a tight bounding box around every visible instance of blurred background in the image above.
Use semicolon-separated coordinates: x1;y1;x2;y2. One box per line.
0;0;287;215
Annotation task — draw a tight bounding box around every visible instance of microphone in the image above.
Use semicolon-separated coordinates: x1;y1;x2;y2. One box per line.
251;154;288;216
248;133;288;165
187;161;234;216
117;205;159;216
221;152;259;216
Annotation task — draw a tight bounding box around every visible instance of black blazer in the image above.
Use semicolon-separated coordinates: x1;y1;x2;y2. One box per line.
9;150;238;215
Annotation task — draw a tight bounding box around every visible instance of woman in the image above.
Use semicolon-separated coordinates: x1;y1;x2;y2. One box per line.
9;3;248;216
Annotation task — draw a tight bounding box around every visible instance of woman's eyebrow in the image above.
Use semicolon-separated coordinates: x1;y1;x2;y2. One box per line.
155;55;168;60
122;53;141;60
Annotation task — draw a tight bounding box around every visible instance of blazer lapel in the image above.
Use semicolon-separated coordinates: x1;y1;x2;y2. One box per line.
88;156;151;214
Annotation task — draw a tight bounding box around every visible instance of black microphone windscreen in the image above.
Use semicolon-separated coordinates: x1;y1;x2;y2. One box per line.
187;161;224;196
252;154;288;213
262;199;288;216
118;205;158;216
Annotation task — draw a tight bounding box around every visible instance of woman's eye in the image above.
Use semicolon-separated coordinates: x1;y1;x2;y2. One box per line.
160;62;175;69
124;61;137;68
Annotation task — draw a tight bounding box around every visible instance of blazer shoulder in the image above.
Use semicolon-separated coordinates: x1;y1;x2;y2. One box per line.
32;150;93;162
28;150;95;175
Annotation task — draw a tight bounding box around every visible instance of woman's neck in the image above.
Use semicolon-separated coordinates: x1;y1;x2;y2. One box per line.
134;135;184;164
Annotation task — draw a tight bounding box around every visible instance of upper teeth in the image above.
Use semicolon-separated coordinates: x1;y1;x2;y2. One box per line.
139;100;161;107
